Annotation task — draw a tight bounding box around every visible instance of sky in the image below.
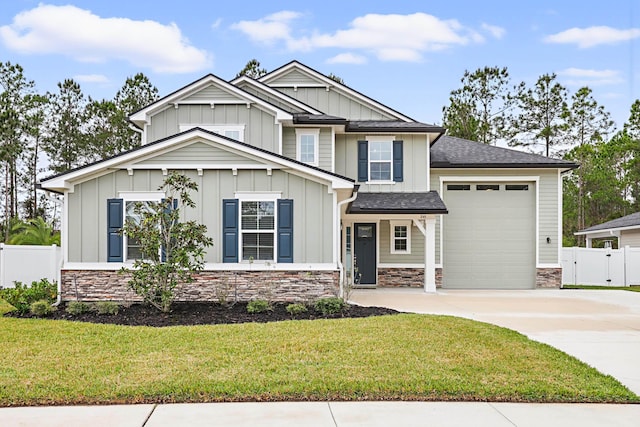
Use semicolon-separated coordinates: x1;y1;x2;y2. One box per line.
0;0;639;132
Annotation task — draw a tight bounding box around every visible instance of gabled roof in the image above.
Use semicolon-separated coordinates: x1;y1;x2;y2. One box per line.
431;136;578;170
576;212;640;235
230;75;323;115
129;73;293;127
40;128;354;192
348;192;448;214
259;60;415;122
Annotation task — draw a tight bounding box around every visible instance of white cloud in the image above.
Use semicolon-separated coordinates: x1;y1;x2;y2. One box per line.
557;67;624;86
232;11;485;62
211;18;223;30
545;26;640;48
0;4;212;73
481;23;505;39
326;53;367;64
230;11;302;47
73;74;109;83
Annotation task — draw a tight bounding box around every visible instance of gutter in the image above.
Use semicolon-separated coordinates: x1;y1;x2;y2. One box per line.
335;185;359;299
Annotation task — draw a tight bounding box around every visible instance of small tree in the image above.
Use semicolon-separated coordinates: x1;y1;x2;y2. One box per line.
121;173;213;312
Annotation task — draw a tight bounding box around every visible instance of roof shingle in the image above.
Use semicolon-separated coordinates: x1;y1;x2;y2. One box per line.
348;191;448;214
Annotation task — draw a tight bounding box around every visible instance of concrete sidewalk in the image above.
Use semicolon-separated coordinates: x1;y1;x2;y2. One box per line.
2;401;640;427
351;288;640;395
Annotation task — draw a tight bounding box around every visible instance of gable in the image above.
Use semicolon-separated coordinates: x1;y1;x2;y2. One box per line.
133;141;264;166
235;81;308;114
263;68;327;87
181;84;247;103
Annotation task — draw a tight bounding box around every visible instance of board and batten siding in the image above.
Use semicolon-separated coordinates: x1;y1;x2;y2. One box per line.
146;105;279;152
379;220;425;264
135;141;264;166
67;169;334;264
275;87;396;120
282;127;333;171
430;169;560;266
335;134;429;192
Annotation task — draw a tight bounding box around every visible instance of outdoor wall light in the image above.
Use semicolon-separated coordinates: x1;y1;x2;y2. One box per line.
546;237;551;244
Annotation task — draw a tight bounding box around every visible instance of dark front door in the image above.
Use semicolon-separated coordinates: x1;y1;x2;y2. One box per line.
354;223;376;285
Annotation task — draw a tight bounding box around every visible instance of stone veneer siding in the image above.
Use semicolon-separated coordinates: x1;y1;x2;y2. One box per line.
535;267;562;288
377;267;442;288
61;270;339;302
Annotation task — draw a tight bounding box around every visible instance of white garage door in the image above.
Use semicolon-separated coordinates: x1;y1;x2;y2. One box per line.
443;182;536;289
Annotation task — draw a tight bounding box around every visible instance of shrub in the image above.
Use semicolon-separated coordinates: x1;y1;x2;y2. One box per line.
247;299;272;314
314;297;346;315
95;301;120;315
0;279;57;314
66;301;92;315
286;303;308;316
30;299;56;317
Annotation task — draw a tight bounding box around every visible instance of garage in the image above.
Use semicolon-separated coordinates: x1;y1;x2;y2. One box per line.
442;182;536;289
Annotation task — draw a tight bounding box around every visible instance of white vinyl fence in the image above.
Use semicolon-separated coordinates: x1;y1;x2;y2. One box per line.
562;246;640;287
0;244;62;288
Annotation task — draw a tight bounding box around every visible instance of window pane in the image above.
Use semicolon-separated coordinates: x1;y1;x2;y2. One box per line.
242;233;274;260
394;226;407;238
370;162;391;181
300;134;316;163
370;141;392;161
225;130;240;140
126;201;156;260
242;201;274;230
394;239;407;251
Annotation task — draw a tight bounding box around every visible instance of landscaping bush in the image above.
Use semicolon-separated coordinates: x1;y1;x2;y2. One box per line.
95;301;120;315
66;301;93;315
0;279;57;314
314;297;346;315
30;299;56;317
286;303;308;317
247;299;272;314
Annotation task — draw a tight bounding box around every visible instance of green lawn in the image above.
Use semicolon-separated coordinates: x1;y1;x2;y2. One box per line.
0;301;637;406
562;285;640;292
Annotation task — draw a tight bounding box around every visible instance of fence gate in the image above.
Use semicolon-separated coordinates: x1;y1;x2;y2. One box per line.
562;246;639;287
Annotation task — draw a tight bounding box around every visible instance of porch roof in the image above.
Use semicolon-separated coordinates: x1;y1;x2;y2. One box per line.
347;191;448;215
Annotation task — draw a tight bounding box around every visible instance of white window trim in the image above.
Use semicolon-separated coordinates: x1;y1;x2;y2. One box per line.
119;191;164;262
366;135;395;183
390;220;411;254
237;195;280;263
295;128;320;166
179;124;245;142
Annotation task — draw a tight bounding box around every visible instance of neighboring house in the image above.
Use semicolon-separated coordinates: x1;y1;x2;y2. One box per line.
575;212;640;248
40;61;577;302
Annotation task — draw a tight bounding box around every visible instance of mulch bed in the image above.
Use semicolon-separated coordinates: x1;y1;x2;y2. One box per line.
6;301;400;327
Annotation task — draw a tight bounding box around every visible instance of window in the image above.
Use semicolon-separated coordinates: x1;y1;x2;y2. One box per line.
241;201;275;261
369;141;392;181
476;184;500;191
506;184;529;191
125;201;156;261
179;124;245;142
447;184;471;191
296;129;319;165
390;220;411;254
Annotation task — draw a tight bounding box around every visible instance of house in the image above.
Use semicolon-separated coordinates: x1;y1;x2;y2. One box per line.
40;61;577;302
575;212;640;248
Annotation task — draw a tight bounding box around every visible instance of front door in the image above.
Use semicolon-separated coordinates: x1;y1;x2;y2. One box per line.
354;223;376;285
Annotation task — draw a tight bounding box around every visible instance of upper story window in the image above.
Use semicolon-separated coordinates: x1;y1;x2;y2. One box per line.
179;124;245;142
295;129;319;166
358;136;403;183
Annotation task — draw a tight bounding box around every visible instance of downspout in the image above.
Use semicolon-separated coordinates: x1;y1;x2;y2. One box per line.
336;185;359;299
43;189;64;306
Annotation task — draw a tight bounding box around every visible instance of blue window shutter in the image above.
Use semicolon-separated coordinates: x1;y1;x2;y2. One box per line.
393;140;403;182
222;199;239;263
277;199;294;263
107;198;123;262
357;140;368;182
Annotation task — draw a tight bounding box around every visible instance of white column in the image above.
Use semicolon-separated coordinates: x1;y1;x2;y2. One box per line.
424;217;437;293
586;237;592;248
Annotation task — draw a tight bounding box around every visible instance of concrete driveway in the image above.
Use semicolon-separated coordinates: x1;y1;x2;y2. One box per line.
350;288;640;395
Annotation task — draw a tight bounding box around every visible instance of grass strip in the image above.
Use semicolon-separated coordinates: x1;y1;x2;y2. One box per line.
562;285;640;292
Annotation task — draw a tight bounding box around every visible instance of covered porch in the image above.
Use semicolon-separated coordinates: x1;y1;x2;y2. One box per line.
340;192;447;293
